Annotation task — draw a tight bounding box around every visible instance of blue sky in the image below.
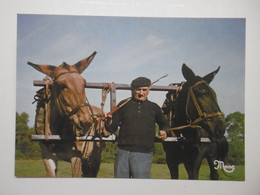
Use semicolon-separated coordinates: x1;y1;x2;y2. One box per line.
16;14;245;127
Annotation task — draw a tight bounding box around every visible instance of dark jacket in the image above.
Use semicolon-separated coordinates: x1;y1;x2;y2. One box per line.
105;97;169;153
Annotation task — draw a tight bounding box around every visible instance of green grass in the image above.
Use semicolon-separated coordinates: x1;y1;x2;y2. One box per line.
15;159;244;180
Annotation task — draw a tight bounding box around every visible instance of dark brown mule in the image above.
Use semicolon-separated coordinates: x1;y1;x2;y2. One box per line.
28;51;106;177
162;64;228;180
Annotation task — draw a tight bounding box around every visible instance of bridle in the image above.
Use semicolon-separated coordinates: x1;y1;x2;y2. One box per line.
67;103;92;118
185;80;224;126
52;70;106;138
54;71;102;124
164;80;224;133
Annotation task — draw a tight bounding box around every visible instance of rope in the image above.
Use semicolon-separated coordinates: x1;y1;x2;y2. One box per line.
162;124;201;132
101;83;110;112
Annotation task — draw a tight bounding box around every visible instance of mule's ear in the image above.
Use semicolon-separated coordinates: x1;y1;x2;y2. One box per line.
28;62;57;78
73;51;97;74
182;64;195;81
203;66;220;84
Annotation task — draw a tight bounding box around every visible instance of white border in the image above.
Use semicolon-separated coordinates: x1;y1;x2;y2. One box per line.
1;0;259;194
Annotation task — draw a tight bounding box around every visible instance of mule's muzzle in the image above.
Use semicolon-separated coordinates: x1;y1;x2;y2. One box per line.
69;112;93;137
70;119;91;137
200;116;225;140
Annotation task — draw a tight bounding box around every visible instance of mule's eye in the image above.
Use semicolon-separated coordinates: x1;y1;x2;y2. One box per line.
60;84;67;90
195;86;207;97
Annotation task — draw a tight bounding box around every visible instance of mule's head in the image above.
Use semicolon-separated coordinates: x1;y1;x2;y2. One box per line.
175;64;225;139
28;51;97;136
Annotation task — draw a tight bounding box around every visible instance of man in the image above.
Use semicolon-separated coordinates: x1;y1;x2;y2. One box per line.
105;77;169;178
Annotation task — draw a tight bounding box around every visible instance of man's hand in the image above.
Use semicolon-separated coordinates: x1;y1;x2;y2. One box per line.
104;113;113;125
158;130;167;141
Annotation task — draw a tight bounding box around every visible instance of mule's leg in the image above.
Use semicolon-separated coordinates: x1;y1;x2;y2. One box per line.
167;161;179;179
162;142;182;179
42;158;57;177
81;142;104;177
191;157;203;180
66;141;83;177
165;151;179;179
39;142;58;177
206;156;219;180
184;160;202;180
184;160;193;179
82;157;101;177
71;157;82;177
184;146;202;180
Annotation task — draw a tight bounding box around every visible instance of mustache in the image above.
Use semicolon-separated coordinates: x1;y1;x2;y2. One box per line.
138;94;145;98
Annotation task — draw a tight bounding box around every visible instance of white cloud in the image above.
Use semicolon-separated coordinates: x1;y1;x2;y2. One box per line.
144;34;165;46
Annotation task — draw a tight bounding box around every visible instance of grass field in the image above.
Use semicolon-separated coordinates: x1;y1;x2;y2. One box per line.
15;159;245;180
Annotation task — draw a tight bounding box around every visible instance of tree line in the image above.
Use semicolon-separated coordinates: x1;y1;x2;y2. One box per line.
15;111;245;165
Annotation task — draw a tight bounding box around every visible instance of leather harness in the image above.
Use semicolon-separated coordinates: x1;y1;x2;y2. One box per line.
164;80;224;133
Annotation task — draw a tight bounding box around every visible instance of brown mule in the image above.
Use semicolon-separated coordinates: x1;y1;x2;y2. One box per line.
29;51;107;177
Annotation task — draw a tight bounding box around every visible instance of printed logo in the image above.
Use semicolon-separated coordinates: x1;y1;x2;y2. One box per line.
214;160;235;173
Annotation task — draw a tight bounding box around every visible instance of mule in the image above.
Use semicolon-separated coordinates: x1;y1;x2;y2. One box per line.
28;51;107;177
162;64;229;180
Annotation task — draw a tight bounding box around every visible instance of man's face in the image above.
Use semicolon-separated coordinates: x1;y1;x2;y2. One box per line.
132;87;150;102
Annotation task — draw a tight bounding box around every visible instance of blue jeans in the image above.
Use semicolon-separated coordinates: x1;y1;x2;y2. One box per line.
114;147;153;178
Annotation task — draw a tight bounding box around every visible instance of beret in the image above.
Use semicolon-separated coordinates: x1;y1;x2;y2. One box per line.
131;77;151;88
